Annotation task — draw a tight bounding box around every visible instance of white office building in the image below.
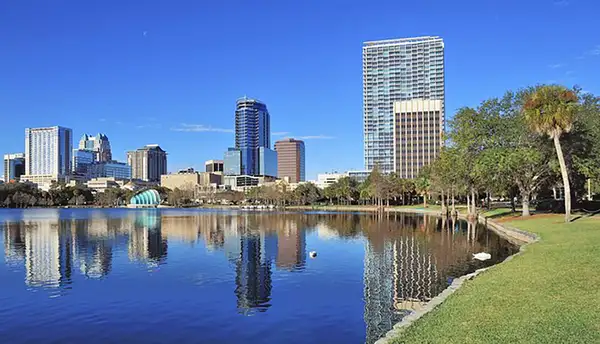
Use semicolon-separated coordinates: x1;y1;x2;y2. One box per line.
363;36;445;174
22;126;73;186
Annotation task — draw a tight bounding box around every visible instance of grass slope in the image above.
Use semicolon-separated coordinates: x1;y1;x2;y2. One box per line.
392;214;600;344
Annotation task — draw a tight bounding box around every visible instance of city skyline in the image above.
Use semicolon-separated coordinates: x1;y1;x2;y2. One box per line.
1;1;598;180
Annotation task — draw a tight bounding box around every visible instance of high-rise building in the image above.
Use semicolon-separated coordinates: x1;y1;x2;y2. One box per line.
274;138;305;183
205;160;224;173
234;97;273;176
22;126;73;184
126;145;167;182
3;153;25;182
72;149;95;175
78;133;112;162
394;99;443;178
363;36;445;174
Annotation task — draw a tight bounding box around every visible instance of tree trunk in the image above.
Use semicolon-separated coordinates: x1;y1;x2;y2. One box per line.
553;134;571;223
466;193;470;216
423;193;427;208
521;192;531;217
451;189;456;215
471;189;476;216
441;189;446;215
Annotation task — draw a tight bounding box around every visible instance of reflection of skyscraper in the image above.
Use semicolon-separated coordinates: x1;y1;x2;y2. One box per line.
276;223;306;271
235;234;272;315
77;241;113;279
363;229;441;344
363;241;397;343
3;221;26;266
23;212;72;288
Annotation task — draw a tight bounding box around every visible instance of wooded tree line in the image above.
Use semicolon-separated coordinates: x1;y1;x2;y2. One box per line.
240;173;428;207
426;85;600;222
1;182;101;207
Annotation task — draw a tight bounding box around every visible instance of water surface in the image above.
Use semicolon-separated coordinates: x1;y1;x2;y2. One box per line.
0;208;517;343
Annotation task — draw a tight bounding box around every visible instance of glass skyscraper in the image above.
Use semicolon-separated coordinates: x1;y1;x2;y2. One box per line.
363;36;445;174
235;97;271;176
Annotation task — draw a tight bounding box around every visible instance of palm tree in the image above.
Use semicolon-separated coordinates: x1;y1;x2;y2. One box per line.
415;167;432;208
523;85;579;222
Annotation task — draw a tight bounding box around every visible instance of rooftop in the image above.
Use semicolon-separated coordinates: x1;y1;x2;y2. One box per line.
363;36;443;47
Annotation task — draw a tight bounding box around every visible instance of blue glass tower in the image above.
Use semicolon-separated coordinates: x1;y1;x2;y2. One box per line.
235;97;271;176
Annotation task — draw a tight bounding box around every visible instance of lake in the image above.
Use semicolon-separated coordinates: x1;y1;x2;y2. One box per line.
0;208;518;343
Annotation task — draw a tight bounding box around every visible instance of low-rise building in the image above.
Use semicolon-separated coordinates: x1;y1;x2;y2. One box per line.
205;160;224;173
315;173;346;189
223;175;276;192
314;170;373;189
347;170;371;184
20;174;68;191
86;177;126;192
161;171;222;191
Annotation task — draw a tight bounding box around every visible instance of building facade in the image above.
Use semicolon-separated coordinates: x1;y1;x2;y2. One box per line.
3;153;25;182
234;97;271;176
224;148;242;176
72;149;95;175
315;172;346;189
223;175;276;192
205;160;224;173
394;99;443;179
160;172;222;191
126;145;167;182
363;36;445;174
274;138;305;183
23;126;72;184
88;161;132;180
347;170;371;184
258;147;277;177
79;133;112;162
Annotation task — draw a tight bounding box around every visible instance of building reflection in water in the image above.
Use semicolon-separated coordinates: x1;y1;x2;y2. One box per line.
128;211;168;266
1;209;515;342
360;213;516;344
17;210;73;289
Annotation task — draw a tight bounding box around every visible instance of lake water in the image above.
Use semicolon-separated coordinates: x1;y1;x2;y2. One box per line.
0;208;518;343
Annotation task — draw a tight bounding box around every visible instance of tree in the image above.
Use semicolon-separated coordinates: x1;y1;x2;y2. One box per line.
368;165;386;208
293;183;321;205
415;167;431;207
523;85;579;222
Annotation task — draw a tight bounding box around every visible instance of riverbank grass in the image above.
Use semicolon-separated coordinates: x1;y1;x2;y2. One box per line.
391;214;600;344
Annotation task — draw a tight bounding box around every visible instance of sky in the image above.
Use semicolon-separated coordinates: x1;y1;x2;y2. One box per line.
1;0;599;180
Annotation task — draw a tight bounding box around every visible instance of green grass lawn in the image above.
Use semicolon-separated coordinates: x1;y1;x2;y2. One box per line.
391;214;600;344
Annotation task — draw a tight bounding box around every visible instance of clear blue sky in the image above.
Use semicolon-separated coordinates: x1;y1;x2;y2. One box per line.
1;0;598;180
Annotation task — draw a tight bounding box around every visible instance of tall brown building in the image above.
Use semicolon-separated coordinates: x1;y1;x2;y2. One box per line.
126;144;167;182
274;138;305;183
394;99;443;179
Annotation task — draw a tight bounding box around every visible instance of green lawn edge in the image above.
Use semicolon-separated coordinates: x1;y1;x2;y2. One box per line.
389;214;600;344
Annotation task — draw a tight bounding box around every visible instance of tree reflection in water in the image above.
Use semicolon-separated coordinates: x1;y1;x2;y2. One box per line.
1;209;517;342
